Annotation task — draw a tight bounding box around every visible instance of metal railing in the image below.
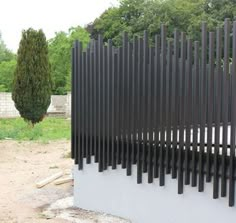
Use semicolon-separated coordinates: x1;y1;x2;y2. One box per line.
71;19;236;207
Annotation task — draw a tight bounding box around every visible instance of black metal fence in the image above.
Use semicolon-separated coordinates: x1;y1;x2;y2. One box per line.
71;19;236;207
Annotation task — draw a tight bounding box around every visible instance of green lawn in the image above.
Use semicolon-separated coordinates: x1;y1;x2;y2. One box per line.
0;117;70;142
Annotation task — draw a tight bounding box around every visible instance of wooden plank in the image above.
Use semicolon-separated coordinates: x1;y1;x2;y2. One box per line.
36;172;63;188
54;176;73;185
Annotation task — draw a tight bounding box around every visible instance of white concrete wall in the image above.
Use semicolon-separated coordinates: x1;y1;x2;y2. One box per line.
0;92;71;118
0;92;20;118
74;160;236;223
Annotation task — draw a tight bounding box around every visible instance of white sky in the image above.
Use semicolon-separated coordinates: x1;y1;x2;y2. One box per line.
0;0;118;52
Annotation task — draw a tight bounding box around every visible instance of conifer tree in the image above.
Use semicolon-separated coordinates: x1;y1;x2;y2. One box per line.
12;28;52;125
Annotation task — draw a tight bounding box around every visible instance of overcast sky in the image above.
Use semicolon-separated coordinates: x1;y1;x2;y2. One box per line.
0;0;118;52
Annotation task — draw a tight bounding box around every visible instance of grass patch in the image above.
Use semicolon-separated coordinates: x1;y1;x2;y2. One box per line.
0;117;70;142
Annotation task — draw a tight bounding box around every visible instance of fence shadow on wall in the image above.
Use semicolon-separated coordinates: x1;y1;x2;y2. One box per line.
71;18;236;207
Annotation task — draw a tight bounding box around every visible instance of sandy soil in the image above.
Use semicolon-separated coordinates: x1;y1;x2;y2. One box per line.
0;140;130;223
0;140;72;223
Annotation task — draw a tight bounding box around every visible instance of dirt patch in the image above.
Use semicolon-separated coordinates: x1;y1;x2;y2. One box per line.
0;140;130;223
0;140;72;223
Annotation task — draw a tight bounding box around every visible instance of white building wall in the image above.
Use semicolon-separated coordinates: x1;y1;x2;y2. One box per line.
74;160;236;223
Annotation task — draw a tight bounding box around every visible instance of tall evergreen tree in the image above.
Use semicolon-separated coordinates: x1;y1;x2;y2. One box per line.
12;28;52;125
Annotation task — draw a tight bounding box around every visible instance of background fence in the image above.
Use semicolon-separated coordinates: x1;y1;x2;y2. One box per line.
0;92;71;118
71;19;236;207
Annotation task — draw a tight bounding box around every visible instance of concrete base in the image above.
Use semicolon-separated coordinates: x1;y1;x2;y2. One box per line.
74;160;236;223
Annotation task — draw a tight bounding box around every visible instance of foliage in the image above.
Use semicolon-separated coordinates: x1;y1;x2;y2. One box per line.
0;33;15;63
0;33;16;92
0;84;7;92
88;0;236;45
48;26;90;95
0;60;17;92
12;28;52;125
205;0;236;22
88;7;125;45
0;117;70;142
